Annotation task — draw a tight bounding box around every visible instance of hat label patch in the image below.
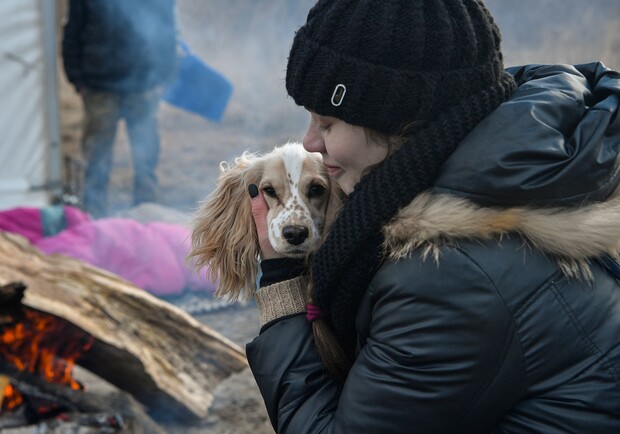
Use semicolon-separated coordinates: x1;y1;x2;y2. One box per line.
331;84;346;106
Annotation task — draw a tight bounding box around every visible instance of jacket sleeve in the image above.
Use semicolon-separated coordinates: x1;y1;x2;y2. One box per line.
246;248;525;433
61;0;85;90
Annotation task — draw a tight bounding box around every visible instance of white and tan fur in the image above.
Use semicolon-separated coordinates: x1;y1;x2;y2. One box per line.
189;142;341;301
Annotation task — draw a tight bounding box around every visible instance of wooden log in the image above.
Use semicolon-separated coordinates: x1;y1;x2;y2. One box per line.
0;232;248;420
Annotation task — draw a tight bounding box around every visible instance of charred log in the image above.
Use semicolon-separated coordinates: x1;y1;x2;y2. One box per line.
0;282;26;326
0;281;25;306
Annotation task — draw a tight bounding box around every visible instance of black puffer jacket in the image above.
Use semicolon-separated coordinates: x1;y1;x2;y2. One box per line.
247;63;620;433
62;0;177;93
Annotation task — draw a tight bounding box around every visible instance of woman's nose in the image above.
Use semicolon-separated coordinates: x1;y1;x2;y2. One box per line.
303;126;324;153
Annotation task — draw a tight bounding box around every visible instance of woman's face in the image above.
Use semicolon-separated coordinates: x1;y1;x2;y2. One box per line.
303;112;388;194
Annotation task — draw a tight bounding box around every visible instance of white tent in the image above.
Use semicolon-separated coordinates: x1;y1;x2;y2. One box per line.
0;0;61;210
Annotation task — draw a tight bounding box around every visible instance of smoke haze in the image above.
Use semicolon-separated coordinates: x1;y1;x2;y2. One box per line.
58;0;620;214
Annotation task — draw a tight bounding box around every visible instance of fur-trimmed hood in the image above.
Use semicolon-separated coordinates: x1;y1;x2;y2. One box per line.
383;63;620;277
383;190;620;278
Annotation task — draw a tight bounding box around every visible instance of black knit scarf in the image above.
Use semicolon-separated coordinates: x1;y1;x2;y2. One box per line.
310;73;517;348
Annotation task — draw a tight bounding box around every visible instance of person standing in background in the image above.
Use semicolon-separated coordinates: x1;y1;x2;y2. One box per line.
62;0;177;218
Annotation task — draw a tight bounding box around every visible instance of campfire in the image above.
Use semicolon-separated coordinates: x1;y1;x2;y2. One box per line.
0;232;249;433
0;282;127;432
1;289;94;414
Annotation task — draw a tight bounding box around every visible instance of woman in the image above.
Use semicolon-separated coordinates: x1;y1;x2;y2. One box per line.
246;0;620;432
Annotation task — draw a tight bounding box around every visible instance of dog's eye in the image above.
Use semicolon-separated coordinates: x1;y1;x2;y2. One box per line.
263;187;277;198
309;184;326;197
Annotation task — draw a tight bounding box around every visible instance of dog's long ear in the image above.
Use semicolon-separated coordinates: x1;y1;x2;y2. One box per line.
323;178;344;237
189;154;263;301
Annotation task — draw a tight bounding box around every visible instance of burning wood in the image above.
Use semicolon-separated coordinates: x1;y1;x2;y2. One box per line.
1;358;164;433
0;304;93;412
0;232;248;422
0;295;161;433
0;374;16;410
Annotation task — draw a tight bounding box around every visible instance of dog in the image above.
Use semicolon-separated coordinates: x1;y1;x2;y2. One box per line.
189;142;342;301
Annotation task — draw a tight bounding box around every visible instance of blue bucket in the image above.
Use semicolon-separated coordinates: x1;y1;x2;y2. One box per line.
163;41;233;122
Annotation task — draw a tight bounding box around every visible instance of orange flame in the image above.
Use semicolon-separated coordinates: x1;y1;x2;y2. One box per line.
2;383;23;411
1;308;94;412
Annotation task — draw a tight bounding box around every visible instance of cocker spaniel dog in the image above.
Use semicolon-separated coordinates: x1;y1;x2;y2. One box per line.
189;142;342;301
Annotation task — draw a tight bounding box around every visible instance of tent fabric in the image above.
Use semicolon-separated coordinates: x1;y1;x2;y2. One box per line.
0;0;59;210
0;206;215;296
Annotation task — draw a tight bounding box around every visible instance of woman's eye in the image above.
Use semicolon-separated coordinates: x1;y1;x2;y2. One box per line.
309;184;325;197
263;187;277;198
318;124;330;132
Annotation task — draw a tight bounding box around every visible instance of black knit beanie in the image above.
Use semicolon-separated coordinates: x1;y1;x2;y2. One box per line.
286;0;517;351
287;0;510;135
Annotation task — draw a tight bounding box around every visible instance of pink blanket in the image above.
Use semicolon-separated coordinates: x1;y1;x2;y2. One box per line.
0;206;215;296
0;206;89;244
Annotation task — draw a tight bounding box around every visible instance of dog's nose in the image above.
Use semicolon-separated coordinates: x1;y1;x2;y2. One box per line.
282;225;309;246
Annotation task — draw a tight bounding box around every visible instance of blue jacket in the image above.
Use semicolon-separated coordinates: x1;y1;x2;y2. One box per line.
247;63;620;433
62;0;177;93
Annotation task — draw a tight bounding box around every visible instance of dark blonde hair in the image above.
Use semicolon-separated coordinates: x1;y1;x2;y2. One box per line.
359;122;425;178
365;128;406;154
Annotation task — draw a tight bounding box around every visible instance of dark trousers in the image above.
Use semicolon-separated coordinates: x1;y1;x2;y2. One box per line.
81;88;161;218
